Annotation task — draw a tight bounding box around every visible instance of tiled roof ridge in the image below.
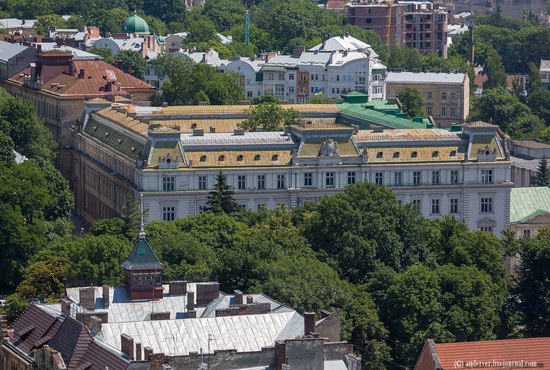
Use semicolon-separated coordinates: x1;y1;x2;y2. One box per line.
68;324;93;369
436;336;550;347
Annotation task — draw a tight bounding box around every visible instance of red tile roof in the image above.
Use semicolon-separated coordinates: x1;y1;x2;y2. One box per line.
434;337;550;370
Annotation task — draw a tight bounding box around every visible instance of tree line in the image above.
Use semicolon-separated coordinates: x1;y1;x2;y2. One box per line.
6;170;550;369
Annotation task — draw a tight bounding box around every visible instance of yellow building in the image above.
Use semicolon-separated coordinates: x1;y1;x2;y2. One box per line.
386;71;470;128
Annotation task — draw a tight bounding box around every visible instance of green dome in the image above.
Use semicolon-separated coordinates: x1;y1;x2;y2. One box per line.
123;14;150;35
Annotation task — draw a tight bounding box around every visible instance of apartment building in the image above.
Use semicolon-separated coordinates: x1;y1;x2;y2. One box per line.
72;100;512;235
223;34;387;103
347;0;449;57
386;71;470;127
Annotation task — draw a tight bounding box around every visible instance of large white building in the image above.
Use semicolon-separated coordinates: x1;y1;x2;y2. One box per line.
222;34;387;103
72;99;512;234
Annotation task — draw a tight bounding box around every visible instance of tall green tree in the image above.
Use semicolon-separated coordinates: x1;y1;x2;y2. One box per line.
116;50;147;80
206;171;239;215
528;61;541;94
89;47;115;64
535;157;550;186
34;14;67;34
483;49;507;90
241;102;302;131
396;88;425;118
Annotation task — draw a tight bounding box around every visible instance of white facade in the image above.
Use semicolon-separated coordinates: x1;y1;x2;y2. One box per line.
75;104;512;235
222;35;387;103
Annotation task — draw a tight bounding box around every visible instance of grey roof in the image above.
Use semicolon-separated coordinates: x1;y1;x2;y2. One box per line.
511;155;539;172
309;35;372;52
32;43;99;60
14;150;27;163
325;360;349;370
0;18;36;29
387;71;465;84
95;311;304;355
513;140;550;150
180;132;294;146
0;41;29;63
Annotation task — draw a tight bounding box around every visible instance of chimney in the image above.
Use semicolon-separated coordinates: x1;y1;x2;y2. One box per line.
234;290;243;305
79;287;95;310
292;46;305;58
467;24;475;65
78;69;85;79
144;346;153;361
103;285;110;307
246;296;254;304
196;282;220;305
135;342;142;361
187;291;195;311
121;334;135;360
37;44;42;53
192;128;204;136
61;298;71;316
90;316;102;335
169;281;187;295
304;312;316;336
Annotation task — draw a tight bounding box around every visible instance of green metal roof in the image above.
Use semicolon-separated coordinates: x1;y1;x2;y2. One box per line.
121;236;164;271
337;101;428;130
510;187;550;224
123;14;150;35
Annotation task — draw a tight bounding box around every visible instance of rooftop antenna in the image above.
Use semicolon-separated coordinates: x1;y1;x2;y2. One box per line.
139;193;146;239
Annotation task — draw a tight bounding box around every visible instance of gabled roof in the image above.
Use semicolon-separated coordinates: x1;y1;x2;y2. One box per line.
9;305;61;354
309;35;372;53
510;187;550;224
121;236;164;271
430;337;550;370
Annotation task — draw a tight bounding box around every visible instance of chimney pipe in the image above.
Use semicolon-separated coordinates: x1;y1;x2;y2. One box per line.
187;291;195;311
304;312;316;336
103;285;110;307
234;290;243;305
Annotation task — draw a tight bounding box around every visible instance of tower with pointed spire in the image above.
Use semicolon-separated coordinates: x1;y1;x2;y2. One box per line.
121;195;164;300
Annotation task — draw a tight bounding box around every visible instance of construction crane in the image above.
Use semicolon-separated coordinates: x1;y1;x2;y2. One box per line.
244;10;250;46
385;0;394;46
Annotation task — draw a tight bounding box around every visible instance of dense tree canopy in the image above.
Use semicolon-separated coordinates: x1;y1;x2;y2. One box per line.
241;102;302;131
396;88;424;118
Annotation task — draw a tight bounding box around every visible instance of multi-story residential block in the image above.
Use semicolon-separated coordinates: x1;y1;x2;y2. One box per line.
347;0;449;57
223;34;387;103
540;59;550;88
386;71;470;127
72;98;512;234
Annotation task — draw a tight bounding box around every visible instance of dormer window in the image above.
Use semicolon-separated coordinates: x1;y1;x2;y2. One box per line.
200;155;207;162
118;139;123;144
254;154;261;161
237;154;244;161
393;152;400;158
218;155;225;161
191;123;197;129
450;150;457;157
411;151;418;158
272;154;279;161
432;151;439;157
376;151;383;159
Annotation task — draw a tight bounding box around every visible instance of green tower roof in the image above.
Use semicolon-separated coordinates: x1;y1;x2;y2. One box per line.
123;14;150;35
121;235;163;271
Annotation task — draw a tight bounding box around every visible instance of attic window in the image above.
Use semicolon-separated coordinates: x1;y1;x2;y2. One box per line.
272;154;279;161
254;154;261;161
105;132;109;137
411;151;418;158
200;155;207;162
93;126;98;131
376;151;383;159
432;151;439;157
218;155;225;161
485;150;490;155
165;158;171;164
393;152;400;158
237;154;244;161
138;247;145;256
450;150;457;157
191;123;197;129
118;139;123;144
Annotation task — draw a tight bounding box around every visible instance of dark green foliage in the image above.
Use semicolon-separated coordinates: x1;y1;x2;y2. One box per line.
206;171;239;215
116;50;147;80
527;89;550;125
89;46;115;64
483;48;507;90
154;53;243;106
535;157;550;186
396;88;425;118
241;102;303;131
0;132;15;166
517;228;550;336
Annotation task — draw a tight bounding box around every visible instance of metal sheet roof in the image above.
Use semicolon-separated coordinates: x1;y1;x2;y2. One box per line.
0;41;29;63
387;71;466;84
510;187;550;224
95;311;304;355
